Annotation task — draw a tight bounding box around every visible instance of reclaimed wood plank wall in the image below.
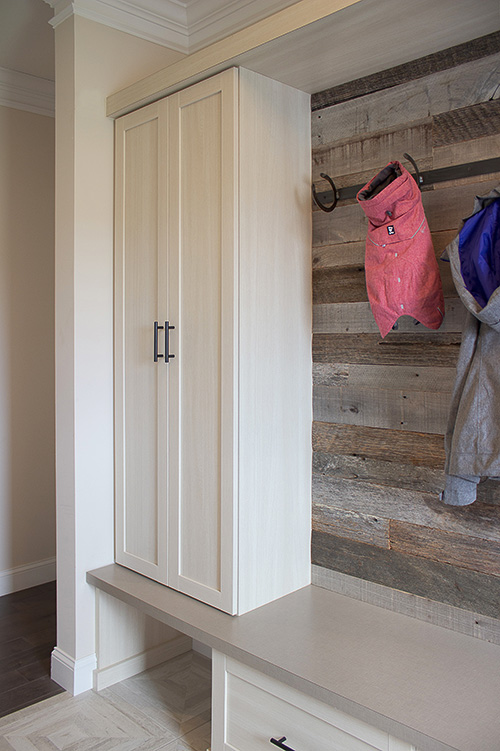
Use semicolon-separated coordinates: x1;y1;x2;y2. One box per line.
311;32;500;619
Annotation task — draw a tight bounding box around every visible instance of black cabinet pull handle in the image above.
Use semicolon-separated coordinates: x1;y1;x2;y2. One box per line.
270;737;296;751
165;321;175;363
154;321;163;362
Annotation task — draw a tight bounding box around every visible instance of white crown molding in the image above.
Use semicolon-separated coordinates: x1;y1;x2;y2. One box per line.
43;0;189;51
0;67;55;117
42;0;297;53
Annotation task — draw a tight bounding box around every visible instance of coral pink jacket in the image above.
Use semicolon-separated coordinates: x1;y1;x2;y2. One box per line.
357;161;444;338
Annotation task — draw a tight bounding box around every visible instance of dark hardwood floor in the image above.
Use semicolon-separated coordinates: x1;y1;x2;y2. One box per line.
0;581;64;718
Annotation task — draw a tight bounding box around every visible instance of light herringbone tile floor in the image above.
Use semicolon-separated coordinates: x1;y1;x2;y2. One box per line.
0;651;211;751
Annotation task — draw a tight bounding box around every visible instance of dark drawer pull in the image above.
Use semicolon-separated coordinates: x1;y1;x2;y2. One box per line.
270;737;296;751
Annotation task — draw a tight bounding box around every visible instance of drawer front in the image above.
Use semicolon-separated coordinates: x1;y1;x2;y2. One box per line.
213;653;416;751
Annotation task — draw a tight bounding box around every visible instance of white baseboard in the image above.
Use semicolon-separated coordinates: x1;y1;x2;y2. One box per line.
51;648;97;695
93;634;192;692
0;557;56;597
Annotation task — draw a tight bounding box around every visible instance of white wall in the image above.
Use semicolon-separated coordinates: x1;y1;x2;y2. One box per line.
0;103;55;596
51;13;185;694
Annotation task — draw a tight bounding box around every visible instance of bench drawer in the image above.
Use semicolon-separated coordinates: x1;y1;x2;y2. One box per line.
212;652;416;751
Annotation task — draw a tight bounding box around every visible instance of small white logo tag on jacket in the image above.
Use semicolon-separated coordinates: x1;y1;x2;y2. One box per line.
387;225;395;235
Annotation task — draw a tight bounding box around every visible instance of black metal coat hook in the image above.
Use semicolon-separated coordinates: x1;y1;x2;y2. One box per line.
403;152;423;190
312;172;338;212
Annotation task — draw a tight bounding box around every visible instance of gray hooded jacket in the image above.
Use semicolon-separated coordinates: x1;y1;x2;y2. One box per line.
441;185;500;506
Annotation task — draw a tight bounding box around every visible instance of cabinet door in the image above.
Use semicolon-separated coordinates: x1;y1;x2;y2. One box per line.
166;70;238;613
114;100;169;583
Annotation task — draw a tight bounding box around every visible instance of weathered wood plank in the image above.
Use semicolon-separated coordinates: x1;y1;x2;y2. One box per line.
433;133;500;171
313;180;500;247
312;362;457;391
312;504;389;548
312;473;500;542
311;53;500;144
433;99;500;147
313;383;451;434
390;521;500;577
313;122;432;182
311;530;500;619
311;32;500;110
313;451;445;495
312;231;457;269
313;298;464;334
312;266;367;304
313;333;461;367
312;421;445;467
477;480;500;506
312;264;456;305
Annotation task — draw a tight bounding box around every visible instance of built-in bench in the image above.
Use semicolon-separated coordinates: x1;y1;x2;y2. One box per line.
87;564;500;751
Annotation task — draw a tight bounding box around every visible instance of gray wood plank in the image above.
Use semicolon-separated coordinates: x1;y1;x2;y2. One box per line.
312;362;457;391
313;333;461;367
313;451;445;495
311;32;500;110
433;99;500;147
313;383;451;434
312;473;500;543
311;53;500;144
390;521;500;576
312;421;445;468
313;299;465;334
311;530;500;620
312;231;457;270
313;503;389;548
433;133;500;170
313;123;432;183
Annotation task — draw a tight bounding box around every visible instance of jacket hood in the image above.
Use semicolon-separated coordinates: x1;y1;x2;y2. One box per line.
443;185;500;332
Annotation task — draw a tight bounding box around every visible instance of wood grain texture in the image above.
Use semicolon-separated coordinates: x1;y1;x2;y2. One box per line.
433;99;500;147
312;421;445;467
311;53;500;145
312;363;457;391
390;521;500;576
313;299;465;334
312;474;500;543
312;504;389;548
313;333;461;367
311;530;500;619
311;31;500;109
312;231;457;270
313;383;451;434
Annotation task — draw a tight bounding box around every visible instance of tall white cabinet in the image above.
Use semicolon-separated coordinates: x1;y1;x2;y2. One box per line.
114;67;312;615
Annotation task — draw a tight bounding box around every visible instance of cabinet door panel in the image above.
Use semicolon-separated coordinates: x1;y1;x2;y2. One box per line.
115;102;168;582
167;70;238;612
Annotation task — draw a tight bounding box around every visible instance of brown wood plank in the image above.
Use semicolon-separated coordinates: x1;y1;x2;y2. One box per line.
433;133;500;171
311;530;500;619
312;53;500;144
433;99;500;147
313;383;451;434
312;266;367;304
312;473;500;543
312;362;457;391
390;521;500;576
313;123;432;183
311;32;500;109
313;333;461;367
312;504;389;548
312;421;445;467
313;451;445;495
477;480;500;506
313;298;465;334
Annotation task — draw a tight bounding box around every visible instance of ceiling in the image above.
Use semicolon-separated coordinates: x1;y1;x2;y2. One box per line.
0;0;55;80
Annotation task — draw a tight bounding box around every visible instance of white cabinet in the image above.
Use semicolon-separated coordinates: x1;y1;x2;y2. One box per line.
114;67;312;615
212;652;418;751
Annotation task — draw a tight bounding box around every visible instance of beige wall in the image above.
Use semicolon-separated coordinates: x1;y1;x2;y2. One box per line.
0;104;55;593
52;13;185;692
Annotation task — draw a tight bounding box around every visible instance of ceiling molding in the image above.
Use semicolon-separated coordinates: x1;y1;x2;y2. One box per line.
0;67;55;117
42;0;297;53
